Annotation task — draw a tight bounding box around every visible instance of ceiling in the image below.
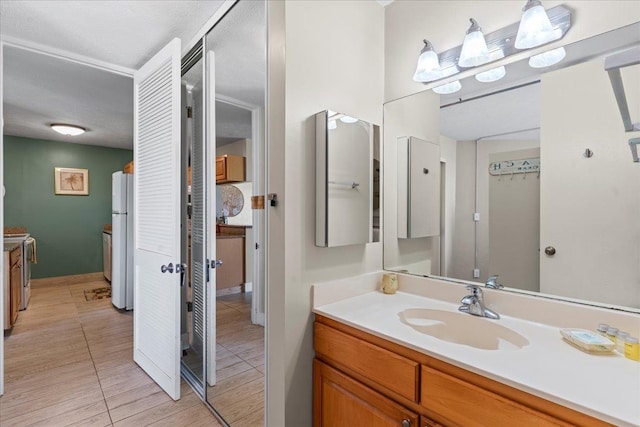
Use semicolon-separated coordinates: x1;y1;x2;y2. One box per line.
1;0;265;150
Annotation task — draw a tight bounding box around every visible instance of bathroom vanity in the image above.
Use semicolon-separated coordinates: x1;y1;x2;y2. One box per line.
312;274;640;427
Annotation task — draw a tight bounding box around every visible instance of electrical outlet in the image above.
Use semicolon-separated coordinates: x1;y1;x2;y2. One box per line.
473;212;480;222
473;269;480;278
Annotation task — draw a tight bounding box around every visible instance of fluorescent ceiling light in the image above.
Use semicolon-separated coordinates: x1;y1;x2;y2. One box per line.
515;0;556;49
413;40;443;82
458;19;490;68
50;124;86;136
433;80;462;94
529;46;566;68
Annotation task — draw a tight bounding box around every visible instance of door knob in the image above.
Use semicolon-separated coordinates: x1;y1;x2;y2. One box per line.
544;246;556;256
210;259;223;269
401;420;411;427
161;263;174;273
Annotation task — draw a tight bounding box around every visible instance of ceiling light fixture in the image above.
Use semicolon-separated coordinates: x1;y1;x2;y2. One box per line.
50;124;86;136
515;0;557;49
413;40;443;82
458;19;490;68
528;46;566;68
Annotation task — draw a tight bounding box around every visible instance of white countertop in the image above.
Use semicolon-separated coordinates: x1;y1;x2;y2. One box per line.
313;289;640;426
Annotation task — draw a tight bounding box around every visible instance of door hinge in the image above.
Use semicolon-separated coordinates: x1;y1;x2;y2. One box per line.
473;212;480;222
187;301;193;312
186;106;193;118
255;243;259;250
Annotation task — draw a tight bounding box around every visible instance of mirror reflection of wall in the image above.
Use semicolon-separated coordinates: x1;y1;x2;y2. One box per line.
384;23;640;310
315;111;380;247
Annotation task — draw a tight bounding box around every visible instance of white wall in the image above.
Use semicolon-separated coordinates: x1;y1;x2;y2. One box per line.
385;1;640;102
383;90;441;274
451;139;540;282
540;58;640;307
439;135;457;277
267;1;385;425
488;148;540;292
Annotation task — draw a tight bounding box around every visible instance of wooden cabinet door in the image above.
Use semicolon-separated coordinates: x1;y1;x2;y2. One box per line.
216;156;226;181
314;359;419;427
10;261;22;325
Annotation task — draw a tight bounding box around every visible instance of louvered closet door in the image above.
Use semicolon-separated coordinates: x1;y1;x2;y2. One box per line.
133;38;182;400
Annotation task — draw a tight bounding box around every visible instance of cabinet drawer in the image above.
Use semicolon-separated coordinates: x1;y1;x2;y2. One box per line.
420;365;571;427
315;322;419;402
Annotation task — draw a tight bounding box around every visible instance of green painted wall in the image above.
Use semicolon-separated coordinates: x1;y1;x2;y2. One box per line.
3;135;133;278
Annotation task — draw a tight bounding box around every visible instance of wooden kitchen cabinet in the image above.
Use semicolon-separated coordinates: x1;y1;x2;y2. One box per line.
215;236;245;291
4;246;22;329
314;359;419;427
216;155;245;183
314;316;613;427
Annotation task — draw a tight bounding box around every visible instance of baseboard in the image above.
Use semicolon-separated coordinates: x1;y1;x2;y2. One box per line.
31;272;106;288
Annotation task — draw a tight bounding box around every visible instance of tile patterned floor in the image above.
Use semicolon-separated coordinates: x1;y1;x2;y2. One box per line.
0;274;223;427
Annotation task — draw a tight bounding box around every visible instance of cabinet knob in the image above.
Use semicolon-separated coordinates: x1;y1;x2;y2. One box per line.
544;246;556;256
401;420;411;427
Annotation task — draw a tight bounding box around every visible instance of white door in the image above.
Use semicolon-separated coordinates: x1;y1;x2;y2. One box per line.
133;38;182;400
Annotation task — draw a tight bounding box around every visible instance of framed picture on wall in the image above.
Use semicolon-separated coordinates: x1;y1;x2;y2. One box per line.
54;167;89;195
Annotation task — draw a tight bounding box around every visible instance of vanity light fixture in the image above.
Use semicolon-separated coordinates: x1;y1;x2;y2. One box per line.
458;19;491;68
340;116;358;124
475;50;507;82
515;0;557;49
433;80;462;95
50;124;86;136
529;46;566;68
413;5;571;87
413;40;443;82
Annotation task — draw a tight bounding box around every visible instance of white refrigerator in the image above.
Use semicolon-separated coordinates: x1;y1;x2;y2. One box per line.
112;171;134;310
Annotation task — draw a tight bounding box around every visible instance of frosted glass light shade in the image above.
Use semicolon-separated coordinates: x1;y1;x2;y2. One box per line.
458;20;490;68
529;47;566;68
433;80;462;94
515;1;556;49
475;66;506;82
51;124;85;136
413;40;442;82
340;115;358;123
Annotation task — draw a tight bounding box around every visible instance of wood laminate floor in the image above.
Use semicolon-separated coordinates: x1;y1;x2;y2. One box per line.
208;292;265;426
0;274;223;427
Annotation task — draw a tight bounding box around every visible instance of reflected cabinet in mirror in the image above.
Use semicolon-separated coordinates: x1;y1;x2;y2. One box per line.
383;22;640;311
316;110;380;247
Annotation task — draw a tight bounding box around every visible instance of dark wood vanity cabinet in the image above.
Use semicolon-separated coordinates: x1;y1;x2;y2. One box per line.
313;315;613;427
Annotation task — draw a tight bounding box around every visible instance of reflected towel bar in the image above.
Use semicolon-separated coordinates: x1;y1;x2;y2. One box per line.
328;181;360;189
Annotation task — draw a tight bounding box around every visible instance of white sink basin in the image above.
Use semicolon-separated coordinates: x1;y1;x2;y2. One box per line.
399;308;529;351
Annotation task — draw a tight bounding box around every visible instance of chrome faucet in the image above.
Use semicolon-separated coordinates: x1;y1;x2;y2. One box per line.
459;285;500;319
485;274;504;289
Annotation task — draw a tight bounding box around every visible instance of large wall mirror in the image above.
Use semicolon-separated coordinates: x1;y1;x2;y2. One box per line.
383;22;640;311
